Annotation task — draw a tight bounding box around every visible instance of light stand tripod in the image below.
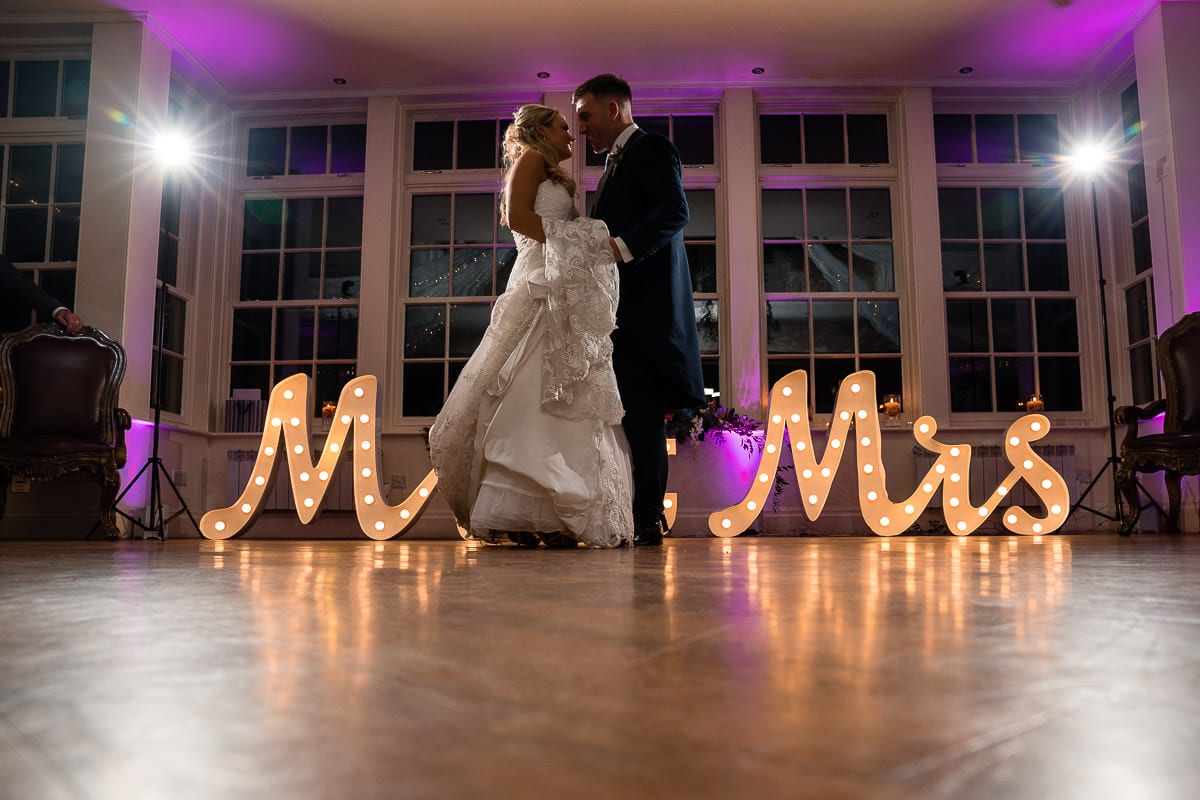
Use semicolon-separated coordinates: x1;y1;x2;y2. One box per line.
1068;177;1124;525
112;281;201;539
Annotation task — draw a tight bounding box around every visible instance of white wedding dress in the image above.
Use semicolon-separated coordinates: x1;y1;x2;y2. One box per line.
428;180;634;548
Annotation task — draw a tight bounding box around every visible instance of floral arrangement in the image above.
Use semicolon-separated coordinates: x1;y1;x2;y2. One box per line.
666;402;764;453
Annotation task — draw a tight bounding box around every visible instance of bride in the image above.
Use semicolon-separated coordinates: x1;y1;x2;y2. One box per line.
428;104;634;548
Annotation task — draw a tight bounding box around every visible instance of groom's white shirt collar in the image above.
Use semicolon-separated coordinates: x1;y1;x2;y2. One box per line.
612;123;638;153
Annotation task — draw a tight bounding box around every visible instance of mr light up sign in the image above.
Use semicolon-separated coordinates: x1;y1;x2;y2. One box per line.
199;369;1069;540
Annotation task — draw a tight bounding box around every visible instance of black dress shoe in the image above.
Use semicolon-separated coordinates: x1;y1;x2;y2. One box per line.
539;532;578;548
632;523;663;547
506;531;540;547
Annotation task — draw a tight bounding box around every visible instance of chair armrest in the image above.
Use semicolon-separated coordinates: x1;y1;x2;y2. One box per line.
114;407;132;468
1115;398;1166;448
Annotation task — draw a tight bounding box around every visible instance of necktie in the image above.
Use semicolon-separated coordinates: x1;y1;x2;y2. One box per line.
592;146;620;213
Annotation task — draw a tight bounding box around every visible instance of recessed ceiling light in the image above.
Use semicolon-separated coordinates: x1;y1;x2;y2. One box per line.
751;66;766;75
958;66;974;74
536;71;550;79
332;77;347;85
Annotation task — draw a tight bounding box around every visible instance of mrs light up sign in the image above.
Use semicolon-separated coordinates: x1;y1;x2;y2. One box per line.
200;370;1069;540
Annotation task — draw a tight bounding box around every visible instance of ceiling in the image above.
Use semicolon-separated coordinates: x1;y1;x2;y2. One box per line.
0;0;1166;101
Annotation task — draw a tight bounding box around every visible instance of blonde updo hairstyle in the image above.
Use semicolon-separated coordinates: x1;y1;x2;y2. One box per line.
499;104;576;227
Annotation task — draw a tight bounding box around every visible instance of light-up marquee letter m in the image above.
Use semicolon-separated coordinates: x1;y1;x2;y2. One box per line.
200;374;435;540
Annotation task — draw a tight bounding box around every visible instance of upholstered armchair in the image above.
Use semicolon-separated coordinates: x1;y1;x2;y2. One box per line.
0;324;131;538
1115;311;1200;535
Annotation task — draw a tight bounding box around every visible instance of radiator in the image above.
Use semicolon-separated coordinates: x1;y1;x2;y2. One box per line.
913;444;1076;508
226;448;356;511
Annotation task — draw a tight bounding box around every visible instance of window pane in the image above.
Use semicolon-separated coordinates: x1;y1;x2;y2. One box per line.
808;243;850;292
983;244;1023;291
457;120;499;170
404;305;445;358
157;232;178;285
330;124;366;174
410;249;450;297
247;127;286;177
281;252;321;300
1127;162;1148;223
14;61;57;117
991;299;1033;352
232;308;273;361
449;303;491;357
765;299;809;353
275;308;314;361
852;243;893;291
315;364;356;416
860;357;902;399
934;115;972;163
286;198;324;249
946;300;988;352
847;115;888;164
673;116;715;165
1121;82;1142;141
51;205;81;261
763;244;806;293
938;188;978;239
230;365;271;403
759;114;801;164
696;300;719;355
327;196;363;247
949;357;992;412
454;194;495;244
324;252;361;299
1023;188;1065;239
160;291;187;353
975;115;1015;163
684;190;716;239
1131;221;1152;274
403;362;444;416
55;143;85;203
687;244;717;294
411;194;451;245
287;126;327;175
701;358;720;402
497;247;517;293
1026;243;1069;291
761;190;803;239
7;145;52;203
812;300;854;353
3;207;48;261
640;116;669;139
152;354;184;415
1017;114;1059;164
980;188;1020;239
942;243;980;292
240;253;280;301
806;189;846;240
804;114;844;163
813;358;856;413
243;199;283;250
413;121;453;171
1038;356;1082;410
317;307;357;360
995;356;1035;412
451;247;493;296
858;299;900;353
850;189;891;239
1125;281;1151;342
1129;343;1155;405
0;62;8;116
1035;299;1078;352
767;358;809;402
38;269;75;312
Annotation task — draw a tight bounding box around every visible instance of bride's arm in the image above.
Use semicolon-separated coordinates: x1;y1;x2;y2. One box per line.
505;150;547;242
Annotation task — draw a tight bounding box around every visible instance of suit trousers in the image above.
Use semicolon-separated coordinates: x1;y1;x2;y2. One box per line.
612;328;670;529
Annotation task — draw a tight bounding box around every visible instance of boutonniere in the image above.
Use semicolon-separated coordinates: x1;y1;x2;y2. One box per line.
609;147;624;175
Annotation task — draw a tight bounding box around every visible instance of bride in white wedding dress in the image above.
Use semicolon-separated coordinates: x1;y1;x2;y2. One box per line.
428;104;634;548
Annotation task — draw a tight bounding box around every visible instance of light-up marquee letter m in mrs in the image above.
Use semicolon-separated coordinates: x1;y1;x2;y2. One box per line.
200;374;435;540
709;370;1071;537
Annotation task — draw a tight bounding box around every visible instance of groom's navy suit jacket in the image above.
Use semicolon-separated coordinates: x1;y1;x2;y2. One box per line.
591;128;705;409
1;253;63;330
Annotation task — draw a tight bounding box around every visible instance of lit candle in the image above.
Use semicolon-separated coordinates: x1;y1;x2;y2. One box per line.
1025;394;1044;413
882;394;902;417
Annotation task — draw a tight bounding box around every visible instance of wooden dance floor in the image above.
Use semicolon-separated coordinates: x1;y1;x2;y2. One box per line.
2;534;1197;799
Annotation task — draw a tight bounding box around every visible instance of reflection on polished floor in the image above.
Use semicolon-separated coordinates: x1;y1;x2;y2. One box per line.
2;534;1198;799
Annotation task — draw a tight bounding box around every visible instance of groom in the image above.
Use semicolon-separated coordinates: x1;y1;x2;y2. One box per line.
573;74;705;546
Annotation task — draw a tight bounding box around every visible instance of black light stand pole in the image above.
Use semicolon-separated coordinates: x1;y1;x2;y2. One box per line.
1068;178;1125;524
112;280;201;539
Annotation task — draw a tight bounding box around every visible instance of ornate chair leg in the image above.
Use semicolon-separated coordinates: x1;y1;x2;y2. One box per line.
99;464;122;539
1163;469;1182;533
1115;460;1140;536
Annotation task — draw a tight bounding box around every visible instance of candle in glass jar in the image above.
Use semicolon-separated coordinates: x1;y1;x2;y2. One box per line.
1025;394;1044;413
882;394;902;417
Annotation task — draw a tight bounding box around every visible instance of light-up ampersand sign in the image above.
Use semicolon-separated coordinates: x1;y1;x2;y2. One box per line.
708;370;1070;537
200;374;436;540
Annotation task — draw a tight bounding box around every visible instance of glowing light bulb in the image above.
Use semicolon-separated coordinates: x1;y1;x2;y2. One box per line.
215;521;226;531
418;488;429;498
361;468;372;478
374;520;385;530
867;490;878;501
863;463;873;474
293;445;304;454
808;494;818;505
400;509;411;519
318;471;329;481
354;387;365;398
359;414;370;423
861;437;871;447
361;441;371;450
300;472;310;482
264;447;275;457
341;414;352;424
254;476;265;486
850;383;861;393
747;501;757;511
283;390;294;400
364;495;375;505
880;516;890;526
303;498;314;508
721;518;732;529
782;386;793;397
240;503;251;514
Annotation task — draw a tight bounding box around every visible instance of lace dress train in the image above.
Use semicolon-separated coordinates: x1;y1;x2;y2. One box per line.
428;181;634;548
